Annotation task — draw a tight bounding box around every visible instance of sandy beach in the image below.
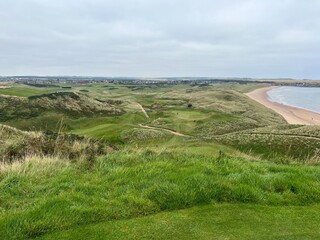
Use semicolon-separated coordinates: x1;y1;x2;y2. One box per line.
246;86;320;125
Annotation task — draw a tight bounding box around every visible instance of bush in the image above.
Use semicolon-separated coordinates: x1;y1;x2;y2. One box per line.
0;125;112;163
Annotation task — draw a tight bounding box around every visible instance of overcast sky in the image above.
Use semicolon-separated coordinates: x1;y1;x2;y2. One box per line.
1;0;320;78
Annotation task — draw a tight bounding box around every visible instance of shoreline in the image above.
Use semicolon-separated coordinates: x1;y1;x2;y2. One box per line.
245;86;320;125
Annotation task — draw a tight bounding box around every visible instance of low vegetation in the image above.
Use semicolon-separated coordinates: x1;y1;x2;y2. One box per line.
214;124;320;163
0;92;123;122
0;124;111;163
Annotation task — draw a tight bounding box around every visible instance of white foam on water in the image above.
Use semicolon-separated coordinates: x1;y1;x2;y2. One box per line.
267;86;320;113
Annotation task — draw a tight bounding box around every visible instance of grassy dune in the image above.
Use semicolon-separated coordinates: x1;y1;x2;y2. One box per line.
215;125;320;163
0;83;284;142
1;82;320;239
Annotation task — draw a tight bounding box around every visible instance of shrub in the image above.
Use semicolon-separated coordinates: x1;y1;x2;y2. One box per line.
0;125;112;163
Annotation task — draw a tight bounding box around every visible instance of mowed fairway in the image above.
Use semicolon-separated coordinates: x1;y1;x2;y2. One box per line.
39;204;320;240
70;112;146;143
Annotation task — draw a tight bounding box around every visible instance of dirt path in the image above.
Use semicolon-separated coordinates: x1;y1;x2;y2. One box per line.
138;124;188;137
137;103;149;119
136;102;188;137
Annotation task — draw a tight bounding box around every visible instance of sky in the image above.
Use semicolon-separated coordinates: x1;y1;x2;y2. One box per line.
1;0;320;78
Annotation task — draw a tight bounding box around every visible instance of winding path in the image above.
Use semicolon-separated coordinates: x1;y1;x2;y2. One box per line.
135;102;187;137
137;103;149;119
138;124;188;137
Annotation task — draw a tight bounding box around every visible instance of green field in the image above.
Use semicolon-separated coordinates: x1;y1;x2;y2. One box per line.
40;204;320;240
0;82;320;239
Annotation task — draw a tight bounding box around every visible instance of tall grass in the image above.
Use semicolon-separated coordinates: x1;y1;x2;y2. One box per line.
0;125;111;163
1;150;320;239
215;125;320;164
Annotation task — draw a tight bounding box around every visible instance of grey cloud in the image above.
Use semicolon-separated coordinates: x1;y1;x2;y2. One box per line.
1;0;320;78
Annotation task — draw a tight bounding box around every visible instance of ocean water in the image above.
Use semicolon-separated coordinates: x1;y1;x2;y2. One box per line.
267;86;320;113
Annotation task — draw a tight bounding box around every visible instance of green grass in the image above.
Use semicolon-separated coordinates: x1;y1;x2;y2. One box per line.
216;125;320;163
6;112;71;131
1;91;124;132
148;108;236;135
39;203;320;240
71;112;147;143
0;82;285;145
0;84;57;97
135;137;243;157
1;150;320;239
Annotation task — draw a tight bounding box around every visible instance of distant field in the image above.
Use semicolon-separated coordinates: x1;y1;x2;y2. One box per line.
0;84;59;97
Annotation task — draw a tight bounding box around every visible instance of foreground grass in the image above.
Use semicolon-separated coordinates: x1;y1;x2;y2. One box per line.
39;203;320;240
1;150;320;239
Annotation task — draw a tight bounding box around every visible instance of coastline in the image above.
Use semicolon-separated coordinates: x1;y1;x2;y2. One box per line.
245;86;320;125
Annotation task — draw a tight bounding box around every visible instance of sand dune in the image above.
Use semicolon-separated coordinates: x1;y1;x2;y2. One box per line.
246;86;320;125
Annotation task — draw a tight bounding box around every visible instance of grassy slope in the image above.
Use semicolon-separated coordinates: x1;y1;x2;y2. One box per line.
215;125;320;163
70;112;147;143
1;151;320;239
40;204;320;240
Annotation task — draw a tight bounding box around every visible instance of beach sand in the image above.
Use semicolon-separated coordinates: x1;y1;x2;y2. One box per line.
245;86;320;125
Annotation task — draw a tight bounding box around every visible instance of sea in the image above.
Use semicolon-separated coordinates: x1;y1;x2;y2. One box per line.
267;86;320;113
